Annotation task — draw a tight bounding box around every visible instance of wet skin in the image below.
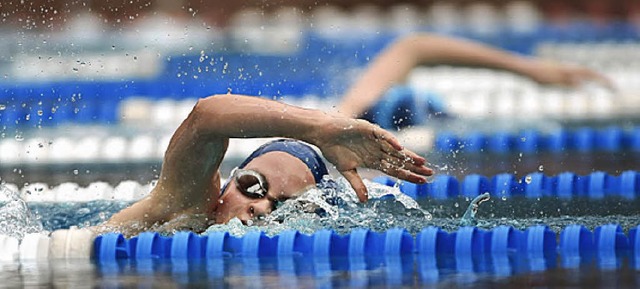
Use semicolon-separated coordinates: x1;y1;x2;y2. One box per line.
214;151;315;224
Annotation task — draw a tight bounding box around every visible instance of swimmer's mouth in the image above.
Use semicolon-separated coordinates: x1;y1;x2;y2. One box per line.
241;215;281;226
240;216;264;226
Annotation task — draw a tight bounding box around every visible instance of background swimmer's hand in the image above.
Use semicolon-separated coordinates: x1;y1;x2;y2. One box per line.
524;59;615;91
315;118;434;202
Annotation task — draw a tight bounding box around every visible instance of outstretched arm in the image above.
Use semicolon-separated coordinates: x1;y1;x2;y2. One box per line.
338;33;612;117
105;94;433;233
187;94;433;202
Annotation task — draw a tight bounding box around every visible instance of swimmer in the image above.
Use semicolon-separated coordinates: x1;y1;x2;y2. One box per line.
337;33;613;118
102;34;611;235
101;94;433;235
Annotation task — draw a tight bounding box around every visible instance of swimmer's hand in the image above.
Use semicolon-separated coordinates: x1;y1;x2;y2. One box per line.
524;59;615;91
313;118;434;202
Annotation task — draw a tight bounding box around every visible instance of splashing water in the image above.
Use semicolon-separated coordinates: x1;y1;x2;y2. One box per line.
0;184;45;240
204;177;432;237
3;177;636;240
459;193;491;227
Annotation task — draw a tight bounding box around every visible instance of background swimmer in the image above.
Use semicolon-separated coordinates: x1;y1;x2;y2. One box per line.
337;33;612;119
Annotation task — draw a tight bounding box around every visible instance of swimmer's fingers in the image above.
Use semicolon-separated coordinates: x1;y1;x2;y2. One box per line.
372;125;403;151
380;145;426;167
378;158;430;184
340;168;368;203
380;151;433;176
372;125;426;166
557;65;616;91
576;68;616;91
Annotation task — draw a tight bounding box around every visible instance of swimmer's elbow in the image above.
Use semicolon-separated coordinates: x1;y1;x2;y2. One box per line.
188;94;237;135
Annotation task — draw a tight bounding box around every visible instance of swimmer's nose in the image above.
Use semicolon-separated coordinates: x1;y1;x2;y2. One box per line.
248;199;273;219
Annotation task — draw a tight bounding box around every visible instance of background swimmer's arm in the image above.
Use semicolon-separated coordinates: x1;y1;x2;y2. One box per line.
337;33;612;118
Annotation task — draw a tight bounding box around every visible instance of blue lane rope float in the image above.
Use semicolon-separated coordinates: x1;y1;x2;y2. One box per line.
93;224;640;262
373;170;639;200
559;225;594;258
435;126;640;154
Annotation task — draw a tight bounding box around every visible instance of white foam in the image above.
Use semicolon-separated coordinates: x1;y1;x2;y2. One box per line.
0;183;20;203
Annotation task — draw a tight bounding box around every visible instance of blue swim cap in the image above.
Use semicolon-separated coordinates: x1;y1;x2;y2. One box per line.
221;139;328;195
238;139;328;183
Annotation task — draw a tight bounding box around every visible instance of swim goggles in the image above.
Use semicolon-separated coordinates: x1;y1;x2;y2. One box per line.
230;167;270;199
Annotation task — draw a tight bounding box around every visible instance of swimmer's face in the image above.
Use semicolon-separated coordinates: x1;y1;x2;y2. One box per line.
214;151;315;225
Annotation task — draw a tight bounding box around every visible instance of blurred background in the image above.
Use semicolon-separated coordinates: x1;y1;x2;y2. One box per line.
0;0;639;193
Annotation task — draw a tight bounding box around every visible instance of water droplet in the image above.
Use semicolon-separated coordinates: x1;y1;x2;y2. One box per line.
501;196;507;201
454;202;459;208
76;208;90;215
73;169;79;175
15;134;24;141
538;165;544;172
0;104;5;110
525;175;532;184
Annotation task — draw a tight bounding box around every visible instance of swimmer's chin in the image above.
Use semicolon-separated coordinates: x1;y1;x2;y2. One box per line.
222;217;249;226
214;215;250;226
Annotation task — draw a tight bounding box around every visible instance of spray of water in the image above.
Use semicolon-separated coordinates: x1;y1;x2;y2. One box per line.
459;192;491;227
204;177;432;237
0;184;45;240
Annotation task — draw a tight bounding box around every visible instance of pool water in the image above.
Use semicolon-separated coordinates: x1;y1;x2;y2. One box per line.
1;178;639;288
3;253;640;288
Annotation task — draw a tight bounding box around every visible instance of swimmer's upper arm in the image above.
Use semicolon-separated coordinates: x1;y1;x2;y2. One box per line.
106;98;229;228
153;98;228;214
107;94;333;226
